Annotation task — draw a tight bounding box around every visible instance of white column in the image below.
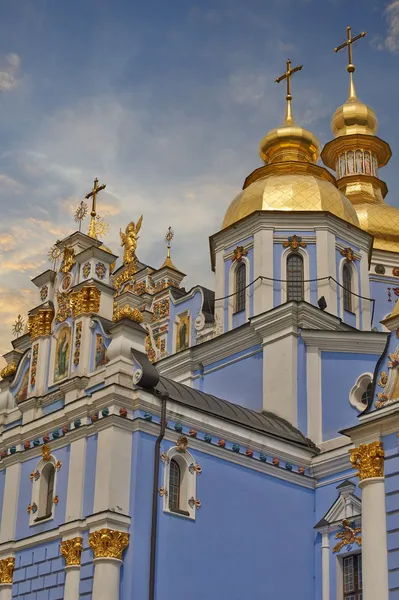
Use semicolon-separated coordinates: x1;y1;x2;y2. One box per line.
253;229;274;315
262;333;298;425
321;529;330;600
92;558;122;600
0;585;12;600
65;437;86;522
359;477;389;600
316;229;337;316
306;345;322;444
63;566;80;600
0;463;21;543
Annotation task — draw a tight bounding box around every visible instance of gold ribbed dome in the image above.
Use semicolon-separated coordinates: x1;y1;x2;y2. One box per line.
260;122;320;164
331;97;378;137
355;203;399;252
222;174;360;229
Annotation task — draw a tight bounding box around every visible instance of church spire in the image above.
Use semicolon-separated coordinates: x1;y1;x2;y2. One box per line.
334;25;366;102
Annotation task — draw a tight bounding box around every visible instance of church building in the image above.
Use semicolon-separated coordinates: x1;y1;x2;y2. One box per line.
0;25;398;600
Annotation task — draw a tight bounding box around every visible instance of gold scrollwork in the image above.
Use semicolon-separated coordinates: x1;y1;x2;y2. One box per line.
112;304;143;324
60;537;83;566
70;286;101;318
0;556;15;584
27;307;55;341
378;371;388;388
350;441;384;480
42;444;51;461
0;362;17;379
88;528;129;560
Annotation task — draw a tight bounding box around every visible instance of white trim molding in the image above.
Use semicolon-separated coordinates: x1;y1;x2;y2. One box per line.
338;257;360;329
29;450;59;526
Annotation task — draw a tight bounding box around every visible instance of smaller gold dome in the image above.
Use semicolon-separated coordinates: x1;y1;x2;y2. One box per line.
222;174;360;229
260;122;320;164
355;203;399;252
331;97;378;138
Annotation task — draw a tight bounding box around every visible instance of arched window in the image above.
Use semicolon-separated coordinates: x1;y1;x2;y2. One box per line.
343;264;352;312
169;459;181;513
37;463;56;520
287;253;304;302
361;381;373;406
235;262;246;313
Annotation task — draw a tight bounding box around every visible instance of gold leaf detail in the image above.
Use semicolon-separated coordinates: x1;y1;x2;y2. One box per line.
60;537;83;566
350;441;384;480
88;528;129;560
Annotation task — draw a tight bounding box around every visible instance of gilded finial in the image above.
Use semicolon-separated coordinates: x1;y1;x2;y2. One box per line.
74;200;88;232
275;59;303;125
161;226;177;269
85;178;107;239
334;26;367;101
12;315;25;339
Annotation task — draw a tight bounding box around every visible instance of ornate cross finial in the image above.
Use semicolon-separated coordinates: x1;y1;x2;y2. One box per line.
85;178;106;239
165;226;174;260
275;59;303;125
12;314;25;338
334;26;367;100
74;200;88;232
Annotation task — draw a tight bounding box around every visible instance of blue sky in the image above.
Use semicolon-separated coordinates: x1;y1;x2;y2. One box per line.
0;0;398;355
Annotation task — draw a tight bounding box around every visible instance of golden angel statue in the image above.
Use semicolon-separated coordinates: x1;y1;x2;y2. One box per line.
120;216;143;266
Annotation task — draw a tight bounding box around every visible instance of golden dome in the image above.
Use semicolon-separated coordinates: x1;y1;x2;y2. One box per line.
260;122;320;164
355;203;399;252
222;173;360;229
331;97;378;138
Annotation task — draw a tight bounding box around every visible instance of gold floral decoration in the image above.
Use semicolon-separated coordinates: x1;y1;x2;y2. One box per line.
61;247;76;274
176;436;188;453
0;362;17;380
42;444;51;462
340;247;355;262
152;298;169;322
232;245;248;262
158;486;167;497
333;519;362;553
30;344;39;387
55;292;72;324
88;528;129;560
375;392;389;409
378;371;388;388
27;307;55;341
112;304;143;324
73;321;82;366
283;235;307;252
60;537;84;566
350;441;384;480
0;557;15;584
70;286;101;318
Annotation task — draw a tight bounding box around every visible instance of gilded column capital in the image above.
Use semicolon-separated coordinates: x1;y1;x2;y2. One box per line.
27;307;55;341
0;557;15;584
70;286;101;318
350;440;384;480
60;537;83;566
88;528;129;560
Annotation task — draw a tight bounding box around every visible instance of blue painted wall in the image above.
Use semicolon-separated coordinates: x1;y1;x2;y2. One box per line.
12;540;65;600
383;432;399;598
321;351;380;441
370;276;396;331
195;345;263;410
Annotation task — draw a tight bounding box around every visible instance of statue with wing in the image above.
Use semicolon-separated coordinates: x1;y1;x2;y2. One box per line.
120;216;143;266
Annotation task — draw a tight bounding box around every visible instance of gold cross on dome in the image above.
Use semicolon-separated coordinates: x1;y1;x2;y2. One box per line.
85;177;106;239
334;26;366;99
275;59;303;125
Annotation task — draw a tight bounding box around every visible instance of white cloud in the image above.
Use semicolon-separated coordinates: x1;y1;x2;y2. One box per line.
0;53;21;92
380;1;399;52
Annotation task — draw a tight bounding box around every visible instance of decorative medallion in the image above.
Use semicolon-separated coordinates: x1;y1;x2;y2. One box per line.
112;304;143;324
60;273;73;294
27;502;38;514
53;495;59;505
28;307;55;340
393;268;399;277
340;247;355;262
333;519;362;553
176;436;188;453
30;343;39;387
60;537;83;566
232;246;248;262
56;460;62;471
73;321;82;366
30;470;40;482
82;262;91;279
70;286;101;318
283;235;307;252
188;463;202;475
74;200;88;230
188;497;201;509
375;264;386;275
159;486;167;497
0;362;16;380
61;247;76;274
40;286;49;302
88;529;130;560
95;262;106;280
0;557;15;584
350;441;384;480
42;444;51;461
378;371;388;388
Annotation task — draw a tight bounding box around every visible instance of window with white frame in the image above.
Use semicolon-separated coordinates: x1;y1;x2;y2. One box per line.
163;445;198;520
343;263;353;312
349;373;373;412
343;554;362;600
287;253;304;301
29;452;59;525
235;262;246;313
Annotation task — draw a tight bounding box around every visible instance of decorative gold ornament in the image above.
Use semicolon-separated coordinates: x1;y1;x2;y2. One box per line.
27;307;55;341
30;343;39;386
334;26;366;103
232;246;248;263
0;362;17;380
112;304;143;324
275;59;303;127
94;217;109;239
333;519;362;553
88;528;129;560
159;486;167;497
55;292;72;324
283;235;307;252
48;245;61;267
120;216;143;266
70;286;101;318
340;247;355;262
73;321;82;366
60;537;83;566
85;178;107;239
350;441;384;480
61;247;76;274
160;453;170;463
12;314;25;338
42;444;51;461
0;557;15;584
176;436;188;453
74;201;88;232
113;261;138;292
378;371;388;388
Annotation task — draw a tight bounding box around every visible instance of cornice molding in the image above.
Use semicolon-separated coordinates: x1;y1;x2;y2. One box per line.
300;329;387;353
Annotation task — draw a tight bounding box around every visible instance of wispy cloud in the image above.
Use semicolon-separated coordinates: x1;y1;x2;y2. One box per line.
373;1;399;52
0;53;21;92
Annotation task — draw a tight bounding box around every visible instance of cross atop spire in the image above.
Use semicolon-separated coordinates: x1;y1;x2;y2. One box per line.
334;26;367;100
85;177;106;239
275;59;303;125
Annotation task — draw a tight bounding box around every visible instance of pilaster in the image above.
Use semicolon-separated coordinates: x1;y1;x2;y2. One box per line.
316;228;337;316
0;463;21;543
60;537;83;600
89;528;129;600
253;228;273;315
